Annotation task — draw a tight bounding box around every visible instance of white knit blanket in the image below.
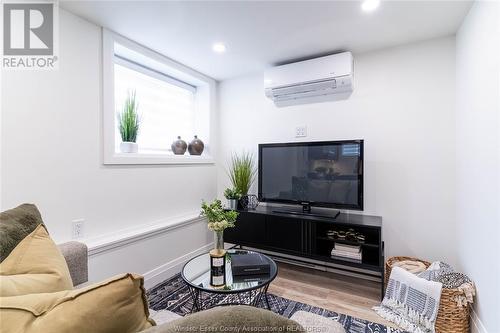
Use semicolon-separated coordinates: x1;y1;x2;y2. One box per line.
374;267;442;333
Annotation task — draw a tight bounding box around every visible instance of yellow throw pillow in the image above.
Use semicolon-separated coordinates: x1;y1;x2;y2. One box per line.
0;273;155;333
0;224;73;296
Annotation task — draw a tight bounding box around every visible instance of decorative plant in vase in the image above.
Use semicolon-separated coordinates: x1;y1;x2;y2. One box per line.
223;188;241;210
117;90;140;153
200;199;239;254
227;152;257;209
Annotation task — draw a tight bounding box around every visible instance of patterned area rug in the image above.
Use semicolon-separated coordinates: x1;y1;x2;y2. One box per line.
147;274;405;333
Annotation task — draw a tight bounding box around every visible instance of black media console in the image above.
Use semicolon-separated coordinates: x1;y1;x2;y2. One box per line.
224;206;384;296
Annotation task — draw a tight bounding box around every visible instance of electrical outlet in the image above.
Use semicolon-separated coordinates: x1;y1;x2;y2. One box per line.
72;219;85;239
295;126;307;137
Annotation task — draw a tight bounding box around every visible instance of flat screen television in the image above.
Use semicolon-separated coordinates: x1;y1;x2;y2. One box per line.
258;140;363;211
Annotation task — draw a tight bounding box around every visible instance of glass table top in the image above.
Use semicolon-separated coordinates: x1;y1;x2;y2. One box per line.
181;249;277;293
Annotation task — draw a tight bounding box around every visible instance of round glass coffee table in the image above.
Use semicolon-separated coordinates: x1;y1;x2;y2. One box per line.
181;249;277;312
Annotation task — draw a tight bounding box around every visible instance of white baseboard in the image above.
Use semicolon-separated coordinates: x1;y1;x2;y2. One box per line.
84;212;204;257
470;309;488;333
143;242;212;289
82;212;211;284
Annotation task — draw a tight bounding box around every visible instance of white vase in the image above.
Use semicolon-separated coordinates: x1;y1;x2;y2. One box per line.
120;142;138;153
228;199;238;210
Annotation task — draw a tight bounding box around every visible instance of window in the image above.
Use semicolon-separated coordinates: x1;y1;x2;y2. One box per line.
114;60;196;153
102;30;215;165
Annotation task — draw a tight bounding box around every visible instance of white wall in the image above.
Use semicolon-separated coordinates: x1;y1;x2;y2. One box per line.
87;217;213;286
455;2;500;332
0;10;213;283
217;37;458;265
3;6;497;328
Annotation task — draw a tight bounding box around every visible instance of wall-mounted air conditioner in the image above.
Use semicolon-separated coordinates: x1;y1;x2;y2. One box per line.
264;52;354;107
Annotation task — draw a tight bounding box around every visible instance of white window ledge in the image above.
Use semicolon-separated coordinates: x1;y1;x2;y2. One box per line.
104;153;215;165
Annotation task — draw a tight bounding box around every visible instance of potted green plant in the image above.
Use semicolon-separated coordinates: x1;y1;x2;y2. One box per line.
117;90;140;153
200;199;239;253
227;152;257;209
224;188;241;210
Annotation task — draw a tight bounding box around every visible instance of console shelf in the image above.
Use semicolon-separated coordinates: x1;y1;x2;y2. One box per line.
224;206;384;296
315;236;379;248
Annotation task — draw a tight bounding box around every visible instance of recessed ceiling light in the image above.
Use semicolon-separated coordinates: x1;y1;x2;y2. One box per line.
212;42;227;53
361;0;380;12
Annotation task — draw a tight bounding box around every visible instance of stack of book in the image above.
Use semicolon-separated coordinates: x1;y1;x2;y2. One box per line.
331;243;362;263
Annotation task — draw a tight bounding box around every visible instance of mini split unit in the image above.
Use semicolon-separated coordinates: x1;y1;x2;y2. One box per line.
264;52;354;107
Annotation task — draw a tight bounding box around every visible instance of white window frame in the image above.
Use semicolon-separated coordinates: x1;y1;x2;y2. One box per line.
102;29;216;165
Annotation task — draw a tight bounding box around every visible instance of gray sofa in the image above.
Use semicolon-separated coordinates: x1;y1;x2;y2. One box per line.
58;241;89;287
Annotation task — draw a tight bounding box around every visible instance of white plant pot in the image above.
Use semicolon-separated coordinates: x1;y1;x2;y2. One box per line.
228;199;238;210
120;142;138;153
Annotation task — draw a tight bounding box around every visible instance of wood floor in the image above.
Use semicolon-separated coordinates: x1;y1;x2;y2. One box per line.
268;262;397;328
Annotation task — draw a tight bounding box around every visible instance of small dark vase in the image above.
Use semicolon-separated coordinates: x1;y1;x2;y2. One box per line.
171;136;187;155
188;135;204;155
237;198;245;210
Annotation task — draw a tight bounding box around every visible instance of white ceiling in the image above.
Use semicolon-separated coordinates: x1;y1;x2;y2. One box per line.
61;1;473;81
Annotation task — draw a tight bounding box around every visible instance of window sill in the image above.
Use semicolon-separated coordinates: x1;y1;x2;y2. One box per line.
103;153;215;165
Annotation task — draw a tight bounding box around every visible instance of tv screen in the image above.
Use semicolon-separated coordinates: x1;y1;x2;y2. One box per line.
258;140;363;210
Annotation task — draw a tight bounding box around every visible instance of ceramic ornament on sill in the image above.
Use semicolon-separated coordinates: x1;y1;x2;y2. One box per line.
188;135;204;155
171;136;187;155
117;90;140;153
